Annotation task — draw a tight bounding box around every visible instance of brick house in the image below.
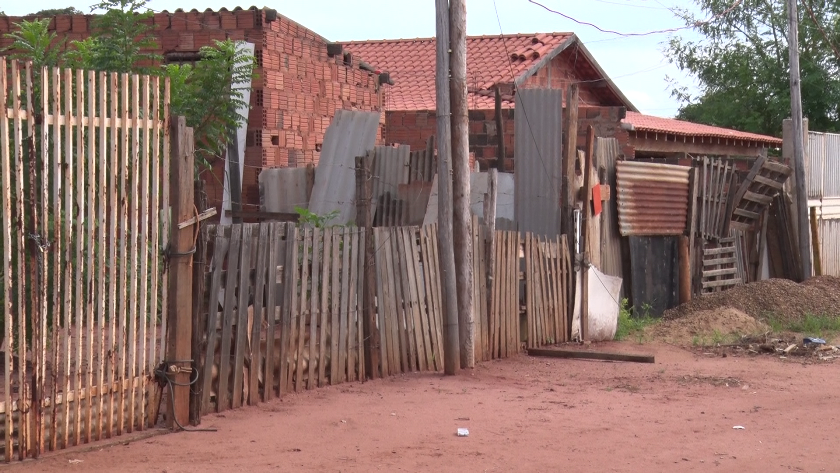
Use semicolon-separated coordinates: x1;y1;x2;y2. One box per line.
344;33;782;170
0;7;386;210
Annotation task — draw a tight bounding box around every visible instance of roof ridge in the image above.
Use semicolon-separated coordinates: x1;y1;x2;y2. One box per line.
342;32;573;44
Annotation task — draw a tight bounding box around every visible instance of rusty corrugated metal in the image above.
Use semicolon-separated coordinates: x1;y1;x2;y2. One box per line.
514;88;563;237
807;131;840;199
309;109;381;224
616;161;691;236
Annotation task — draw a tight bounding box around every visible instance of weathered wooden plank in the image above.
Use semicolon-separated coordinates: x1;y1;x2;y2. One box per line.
426;225;444;369
391;229;414;371
528;348;655;363
373;229;390;376
733;208;761;221
742;190;773;205
263;223;281;401
357;229;367;381
136;74;151;433
63;67;76;447
0;57;13;460
222;223;249;409
403;228;427;371
249;223;270;404
201;227;230;410
703;257;737;266
280;225;298;395
217;224;242;412
308;227;321;389
703;246;736;256
702;268;739;278
338;227;351;383
319;227;332;386
752;174;785;190
329;227;341;384
702;278;743;289
384;229;406;372
347;228;360;382
294;227;310;392
104;71;118;442
499;231;509;358
513;232;521;354
762;160;791;176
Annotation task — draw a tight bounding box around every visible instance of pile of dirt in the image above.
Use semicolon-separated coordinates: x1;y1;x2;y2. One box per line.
647;307;769;346
662;276;840;324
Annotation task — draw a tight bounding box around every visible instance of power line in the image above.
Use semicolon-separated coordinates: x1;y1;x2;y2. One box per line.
527;0;743;37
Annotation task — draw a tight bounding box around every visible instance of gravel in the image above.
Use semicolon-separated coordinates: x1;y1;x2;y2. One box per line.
662;276;840;323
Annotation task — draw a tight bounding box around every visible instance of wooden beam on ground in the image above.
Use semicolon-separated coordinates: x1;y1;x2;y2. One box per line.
528;348;655;364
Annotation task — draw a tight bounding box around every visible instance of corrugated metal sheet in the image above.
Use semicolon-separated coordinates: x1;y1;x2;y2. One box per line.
309;109;381;224
373;145;411;205
259;166;312;213
514;88;563;237
818;218;840;277
807;131;840;199
423;172;515;226
595;137;624;287
616;161;691;236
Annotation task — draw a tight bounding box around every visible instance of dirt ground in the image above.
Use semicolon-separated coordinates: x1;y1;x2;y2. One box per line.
5;342;838;472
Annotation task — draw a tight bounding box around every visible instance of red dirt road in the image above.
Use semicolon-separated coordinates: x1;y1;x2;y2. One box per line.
6;342;837;472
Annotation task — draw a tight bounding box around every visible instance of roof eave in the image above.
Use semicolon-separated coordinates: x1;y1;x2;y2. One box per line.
515;34;638;113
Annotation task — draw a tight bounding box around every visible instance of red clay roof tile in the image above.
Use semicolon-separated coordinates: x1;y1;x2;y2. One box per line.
344;33;573;111
623;112;782;145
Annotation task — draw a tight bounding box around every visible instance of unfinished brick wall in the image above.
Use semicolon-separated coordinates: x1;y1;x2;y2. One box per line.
0;7;384;212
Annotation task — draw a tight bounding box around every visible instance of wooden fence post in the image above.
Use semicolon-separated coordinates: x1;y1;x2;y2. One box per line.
166;116;194;429
356;152;380;378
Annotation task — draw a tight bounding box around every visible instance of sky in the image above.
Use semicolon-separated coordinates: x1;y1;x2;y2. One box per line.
4;0;707;117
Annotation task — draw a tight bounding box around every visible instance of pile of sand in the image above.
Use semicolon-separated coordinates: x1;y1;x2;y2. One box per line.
662;276;840;324
647;307;769;346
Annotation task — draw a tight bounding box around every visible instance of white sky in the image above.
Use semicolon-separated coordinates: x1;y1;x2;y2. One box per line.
4;0;707;117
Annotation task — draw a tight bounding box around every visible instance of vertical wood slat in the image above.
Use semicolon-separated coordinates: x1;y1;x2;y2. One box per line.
338;228;351;382
377;229;395;373
401;229;423;371
329;228;340;384
137;75;150;432
373;230;390;376
232;224;254;408
201;227;229;411
281;225;298;395
263;223;281;401
357;229;366;381
249;224;269;405
346;229;359;382
411;228;433;370
1;57;13;462
106;72;118;441
217;225;242;412
126;73;140;434
116;72;129;437
149;75;161;384
62;67;74;449
12;61;28;458
389;230;410;372
318;227;332;387
294;228;310;392
37;65;50;456
307;228;321;389
159;77;171;369
420;225;441;370
85;69;96;445
72;68;85;446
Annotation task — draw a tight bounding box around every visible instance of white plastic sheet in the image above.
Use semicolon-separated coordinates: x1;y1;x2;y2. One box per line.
572;266;623;341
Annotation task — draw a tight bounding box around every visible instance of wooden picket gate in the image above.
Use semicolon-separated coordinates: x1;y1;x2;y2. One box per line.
522;233;573;347
0;60;170;461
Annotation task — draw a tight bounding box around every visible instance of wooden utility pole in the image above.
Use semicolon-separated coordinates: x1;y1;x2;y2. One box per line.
450;0;474;369
356;152;380;378
435;0;460;375
494;86;506;172
483;169;497;314
166;116;194;429
678;236;691;304
562;84;579;245
579;126;595;341
786;0;812;280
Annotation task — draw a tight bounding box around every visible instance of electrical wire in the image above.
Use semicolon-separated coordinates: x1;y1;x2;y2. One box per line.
154;361;218;432
527;0;743;37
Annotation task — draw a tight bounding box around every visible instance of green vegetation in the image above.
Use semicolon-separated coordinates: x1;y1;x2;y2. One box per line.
30;7;84;16
667;0;840;136
614;299;658;342
763;313;840;339
295;207;341;228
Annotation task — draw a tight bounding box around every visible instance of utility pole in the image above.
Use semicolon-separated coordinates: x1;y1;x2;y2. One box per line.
450;0;474;369
786;0;812;280
435;0;460;375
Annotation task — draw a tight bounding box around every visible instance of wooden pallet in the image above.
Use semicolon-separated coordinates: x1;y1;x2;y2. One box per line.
701;237;743;293
727;153;792;233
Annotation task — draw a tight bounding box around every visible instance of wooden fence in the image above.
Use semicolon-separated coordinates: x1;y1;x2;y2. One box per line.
0;60;169;461
193;221;573;419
